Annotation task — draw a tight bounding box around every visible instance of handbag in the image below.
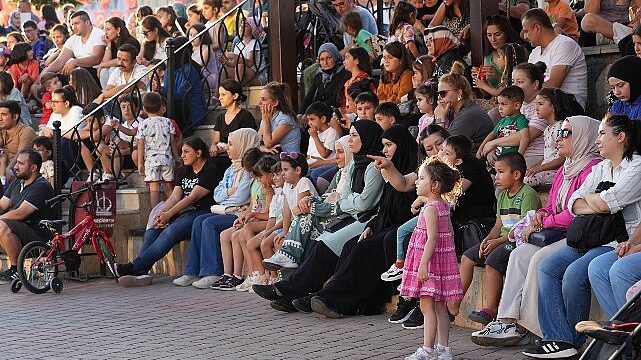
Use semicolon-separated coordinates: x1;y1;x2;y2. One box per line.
528;228;567;247
324;213;356;233
455;217;495;256
566;181;628;253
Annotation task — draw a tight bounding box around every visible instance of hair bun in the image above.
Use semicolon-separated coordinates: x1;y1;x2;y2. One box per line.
533;61;547;74
239;93;248;102
449;61;465;76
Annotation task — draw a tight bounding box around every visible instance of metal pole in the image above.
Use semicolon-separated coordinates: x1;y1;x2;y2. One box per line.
376;0;383;35
269;0;298;110
52;120;62;218
470;1;498;66
165;38;175;119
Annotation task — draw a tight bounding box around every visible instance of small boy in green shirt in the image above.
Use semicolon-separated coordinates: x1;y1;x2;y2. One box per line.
459;152;542;325
477;86;530;166
341;10;374;57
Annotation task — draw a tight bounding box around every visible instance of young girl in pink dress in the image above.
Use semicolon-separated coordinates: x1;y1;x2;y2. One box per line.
402;158;464;360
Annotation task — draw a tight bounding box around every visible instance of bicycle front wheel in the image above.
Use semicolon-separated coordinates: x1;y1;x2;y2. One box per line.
17;241;60;294
97;236;117;279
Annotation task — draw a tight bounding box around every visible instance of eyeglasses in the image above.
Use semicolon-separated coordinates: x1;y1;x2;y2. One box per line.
280;152;300;160
437;89;457;98
50;100;66;103
142;30;152;36
557;129;573;139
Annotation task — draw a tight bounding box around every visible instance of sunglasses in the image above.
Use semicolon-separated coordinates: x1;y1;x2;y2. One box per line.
437;89;457;98
557;129;573;139
280;152;300;160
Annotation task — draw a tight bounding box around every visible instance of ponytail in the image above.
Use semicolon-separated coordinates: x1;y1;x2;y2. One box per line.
603;114;641;160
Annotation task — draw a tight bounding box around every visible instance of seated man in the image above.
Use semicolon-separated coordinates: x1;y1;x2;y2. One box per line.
580;0;638;48
0;100;36;186
0;149;56;284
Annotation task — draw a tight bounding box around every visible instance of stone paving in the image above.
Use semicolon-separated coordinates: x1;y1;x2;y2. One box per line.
2;275;531;359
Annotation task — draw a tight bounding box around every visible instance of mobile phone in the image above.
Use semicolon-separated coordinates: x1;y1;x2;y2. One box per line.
332;106;345;124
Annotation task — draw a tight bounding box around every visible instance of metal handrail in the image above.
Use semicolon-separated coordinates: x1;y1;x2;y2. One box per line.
62;0;250;137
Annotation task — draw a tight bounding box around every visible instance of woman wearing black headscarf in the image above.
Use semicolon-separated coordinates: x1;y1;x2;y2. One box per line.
253;121;385;308
305;125;419;318
608;55;641;120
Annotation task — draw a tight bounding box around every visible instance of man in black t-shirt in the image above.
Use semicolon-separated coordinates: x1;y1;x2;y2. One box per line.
0;149;55;284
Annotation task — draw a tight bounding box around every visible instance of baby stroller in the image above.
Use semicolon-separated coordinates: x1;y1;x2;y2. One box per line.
579;288;641;360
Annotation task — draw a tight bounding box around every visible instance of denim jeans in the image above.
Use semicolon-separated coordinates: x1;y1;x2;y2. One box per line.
183;213;237;276
132;210;208;274
537;245;612;347
588;250;641;319
397;215;418;261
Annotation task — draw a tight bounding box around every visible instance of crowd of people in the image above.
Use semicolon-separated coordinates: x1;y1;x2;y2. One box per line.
0;0;641;359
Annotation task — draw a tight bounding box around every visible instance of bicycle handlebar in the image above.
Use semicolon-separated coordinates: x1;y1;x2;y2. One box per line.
44;179;126;207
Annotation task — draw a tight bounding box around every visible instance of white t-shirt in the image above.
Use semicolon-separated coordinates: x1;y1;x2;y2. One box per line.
528;34;588;108
308;127;340;164
268;188;284;221
282;177;318;214
46;106;84;132
107;64;149;88
63;27;106;64
233;38;258;61
152;38;168;61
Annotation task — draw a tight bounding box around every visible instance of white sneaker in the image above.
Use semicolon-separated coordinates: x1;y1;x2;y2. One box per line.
405;347;437;360
235;276;253;292
191;275;221;289
471;319;526;347
381;263;403;281
103;173;116;181
436;346;452;360
173;275;200;287
262;252;298;270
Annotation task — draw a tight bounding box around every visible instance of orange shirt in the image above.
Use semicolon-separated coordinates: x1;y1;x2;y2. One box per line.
376;69;413;104
7;59;39;90
545;0;580;42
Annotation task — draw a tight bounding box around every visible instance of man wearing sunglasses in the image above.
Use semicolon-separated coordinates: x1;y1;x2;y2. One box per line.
522;8;588;109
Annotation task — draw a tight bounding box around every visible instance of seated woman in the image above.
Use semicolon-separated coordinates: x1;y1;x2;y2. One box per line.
425;26;471;85
171;129;260;289
429;0;471;45
262;135;353;270
137;15;170;65
471;115;602;346
258;82;301;153
299;43;349;113
523;114;641;359
377;41;413;104
252;121;385;308
607;55;641;120
299;125;418;317
114;137;225;285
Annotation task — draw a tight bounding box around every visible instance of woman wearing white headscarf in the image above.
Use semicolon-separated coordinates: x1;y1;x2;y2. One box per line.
263;135;353;269
472;116;602;345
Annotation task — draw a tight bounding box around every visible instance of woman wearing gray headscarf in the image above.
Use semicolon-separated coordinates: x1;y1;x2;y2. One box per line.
299;43;350;113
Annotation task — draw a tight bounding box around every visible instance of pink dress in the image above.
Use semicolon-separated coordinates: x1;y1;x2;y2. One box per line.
400;200;463;301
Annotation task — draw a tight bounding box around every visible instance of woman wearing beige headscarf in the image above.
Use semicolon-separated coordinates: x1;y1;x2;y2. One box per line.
472;116;602;345
172;128;260;288
263;135;353;270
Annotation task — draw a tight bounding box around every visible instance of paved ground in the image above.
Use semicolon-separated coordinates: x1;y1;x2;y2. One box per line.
2;275;531;359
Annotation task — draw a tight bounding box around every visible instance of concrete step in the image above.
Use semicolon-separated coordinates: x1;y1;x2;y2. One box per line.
127;233;188;276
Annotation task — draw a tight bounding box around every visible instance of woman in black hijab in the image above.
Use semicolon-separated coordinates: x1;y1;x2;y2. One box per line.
608;55;641;120
303;125;419;318
253;121;386;309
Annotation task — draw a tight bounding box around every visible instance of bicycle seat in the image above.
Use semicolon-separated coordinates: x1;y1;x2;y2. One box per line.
38;220;67;229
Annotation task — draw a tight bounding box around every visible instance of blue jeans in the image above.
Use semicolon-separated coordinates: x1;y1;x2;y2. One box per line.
397;215;418;261
183;213;237;276
309;165;339;185
537;245;612;347
589;250;641;319
133;210;208;274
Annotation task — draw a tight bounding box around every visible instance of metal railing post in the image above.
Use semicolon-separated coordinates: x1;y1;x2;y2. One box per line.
165;37;175;119
52;120;62;217
376;0;383;35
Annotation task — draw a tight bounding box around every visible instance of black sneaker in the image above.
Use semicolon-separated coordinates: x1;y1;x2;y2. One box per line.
292;295;313;313
522;340;578;359
0;268;18;285
389;297;417;323
217;276;243;290
114;262;135;277
252;284;282;301
270;299;297;313
209;275;232;289
402;305;424;329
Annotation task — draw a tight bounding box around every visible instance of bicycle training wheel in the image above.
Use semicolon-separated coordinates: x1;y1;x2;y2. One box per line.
97;236;117;279
17;241;60;294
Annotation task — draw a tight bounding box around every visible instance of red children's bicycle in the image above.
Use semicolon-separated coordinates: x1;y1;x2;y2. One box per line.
11;180;117;294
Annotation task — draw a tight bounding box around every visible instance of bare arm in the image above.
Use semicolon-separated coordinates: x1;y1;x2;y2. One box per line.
42;48;74;74
517;128;530;155
428;3;446;27
0;201;36;221
544;65;570;89
584;0;600;14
